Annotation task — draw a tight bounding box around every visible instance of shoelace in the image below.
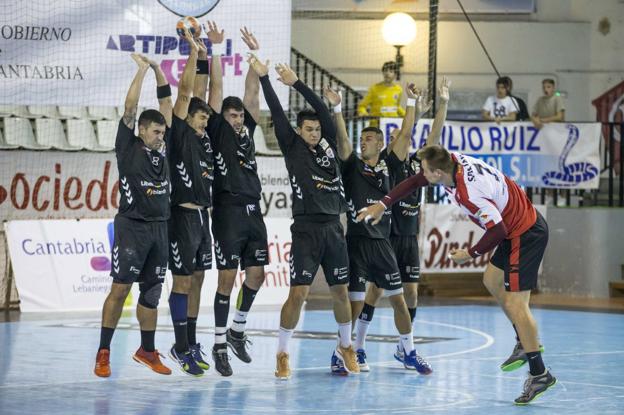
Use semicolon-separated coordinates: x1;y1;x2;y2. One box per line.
231;335;253;351
416;355;430;367
215;350;231;363
191;345;208;358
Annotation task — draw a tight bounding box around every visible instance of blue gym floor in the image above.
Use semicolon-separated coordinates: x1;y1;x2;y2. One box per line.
0;303;623;414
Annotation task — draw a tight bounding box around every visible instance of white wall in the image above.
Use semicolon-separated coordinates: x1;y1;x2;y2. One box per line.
291;0;624;121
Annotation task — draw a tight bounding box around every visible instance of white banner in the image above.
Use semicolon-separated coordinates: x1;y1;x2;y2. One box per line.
0;151;292;221
0;0;291;108
379;119;601;189
5;217;293;312
419;203;547;274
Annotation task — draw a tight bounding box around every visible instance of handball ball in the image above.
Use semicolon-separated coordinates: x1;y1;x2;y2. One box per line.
176;16;201;38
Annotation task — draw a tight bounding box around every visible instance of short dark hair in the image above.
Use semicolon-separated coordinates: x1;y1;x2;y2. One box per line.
361;126;383;140
296;108;319;127
188;97;211;117
542;78;555;86
417;145;454;173
382;61;397;72
222;96;244;113
496;76;511;90
138;109;166;128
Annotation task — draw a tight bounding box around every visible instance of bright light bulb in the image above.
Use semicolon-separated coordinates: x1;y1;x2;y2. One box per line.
382;12;417;46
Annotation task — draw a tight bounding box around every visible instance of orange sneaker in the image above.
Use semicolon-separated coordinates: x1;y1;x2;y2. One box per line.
94;349;111;377
133;347;172;375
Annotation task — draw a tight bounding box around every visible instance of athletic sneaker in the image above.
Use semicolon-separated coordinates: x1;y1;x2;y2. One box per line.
500;342;545;372
169;346;204;377
393;344;405;363
226;329;252;363
330;351;349;375
336;345;360;374
94;349;111;377
212;345;233;377
189;343;210;371
356;349;370;372
514;370;557;405
133;347;171;375
404;350;433;375
275;352;291;380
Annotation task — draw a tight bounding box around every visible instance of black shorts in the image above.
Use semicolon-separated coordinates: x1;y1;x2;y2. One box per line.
347;235;402;293
168;206;212;275
110;215;168;285
390;235;420;283
211;202;269;270
490;211;549;292
290;219;349;287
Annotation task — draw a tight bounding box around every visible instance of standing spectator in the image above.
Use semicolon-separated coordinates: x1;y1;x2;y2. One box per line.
531;79;565;129
358;61;405;126
502;76;530;121
482;77;518;123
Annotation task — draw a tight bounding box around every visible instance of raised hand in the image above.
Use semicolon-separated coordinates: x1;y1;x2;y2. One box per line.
205;21;224;45
275;63;298;86
323;86;341;107
181;28;199;53
247;53;269;77
240;26;259;50
131;53;150;70
439;76;451;104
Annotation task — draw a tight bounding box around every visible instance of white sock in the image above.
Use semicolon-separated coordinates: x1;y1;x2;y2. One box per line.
338;322;352;348
231;310;248;333
277;327;294;354
400;331;414;355
215;327;227;345
354;319;371;351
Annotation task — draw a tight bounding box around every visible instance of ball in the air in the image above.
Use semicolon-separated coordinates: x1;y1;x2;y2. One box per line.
176;16;201;38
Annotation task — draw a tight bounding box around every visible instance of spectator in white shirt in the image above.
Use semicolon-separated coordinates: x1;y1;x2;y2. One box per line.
482;77;518;124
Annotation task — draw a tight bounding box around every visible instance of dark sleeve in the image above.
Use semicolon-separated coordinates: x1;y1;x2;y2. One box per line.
340;152;358;177
115;119;135;153
206;108;225;146
293;80;336;145
243;106;256;138
468;221;508;257
384;149;402;173
259;75;297;155
381;171;429;207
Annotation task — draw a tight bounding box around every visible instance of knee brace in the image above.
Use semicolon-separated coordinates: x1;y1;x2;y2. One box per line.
138;281;163;309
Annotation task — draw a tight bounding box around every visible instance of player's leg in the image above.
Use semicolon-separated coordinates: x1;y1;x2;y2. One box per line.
275;285;309;380
95;282;132;377
347;236;366;324
352;283;383;372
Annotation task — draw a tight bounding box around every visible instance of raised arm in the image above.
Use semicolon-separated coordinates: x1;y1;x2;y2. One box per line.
144;57;173;127
122;53;150;129
204;21;224;113
193;31;209;102
248;53;296;152
241;27;261;122
392;85;431;161
426;76;450;146
173;29;198;120
323;86;351;161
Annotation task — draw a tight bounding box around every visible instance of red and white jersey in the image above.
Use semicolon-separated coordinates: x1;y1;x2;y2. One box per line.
444;153;536;239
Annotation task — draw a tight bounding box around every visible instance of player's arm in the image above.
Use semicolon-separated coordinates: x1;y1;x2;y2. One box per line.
249;53;296;153
392;84;431;162
322;86;351;160
355;170;429;225
122;53;150;130
357;88;372;116
173;29;199;120
145;58;173;127
193;36;209;102
241;27;261;123
205;21;224;113
426;76;450;146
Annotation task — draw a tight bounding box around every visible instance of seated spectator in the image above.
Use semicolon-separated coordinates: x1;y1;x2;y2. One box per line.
501;76;529;121
357;61;405;126
482;77;518;123
531;78;565;129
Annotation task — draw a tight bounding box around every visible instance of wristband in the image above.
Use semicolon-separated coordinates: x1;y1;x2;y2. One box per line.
406;98;416;107
156;85;172;99
333;103;342;113
196;60;209;74
379;200;388;209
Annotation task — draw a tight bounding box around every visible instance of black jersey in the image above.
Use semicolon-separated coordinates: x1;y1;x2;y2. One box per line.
115;120;170;221
168;115;213;207
207;106;261;204
259;76;346;218
341;152;391;239
382;149;422;236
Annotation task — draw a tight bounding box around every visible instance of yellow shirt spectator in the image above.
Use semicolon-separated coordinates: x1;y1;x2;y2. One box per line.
357;82;405;118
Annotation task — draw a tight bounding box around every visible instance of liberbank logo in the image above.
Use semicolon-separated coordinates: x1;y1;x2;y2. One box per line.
158;0;221;17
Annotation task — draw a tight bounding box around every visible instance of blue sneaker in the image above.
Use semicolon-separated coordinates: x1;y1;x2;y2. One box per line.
393;344;405;363
169;346;204;377
331;351;348;375
404;350;433;375
189;343;210;371
356;349;370;372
